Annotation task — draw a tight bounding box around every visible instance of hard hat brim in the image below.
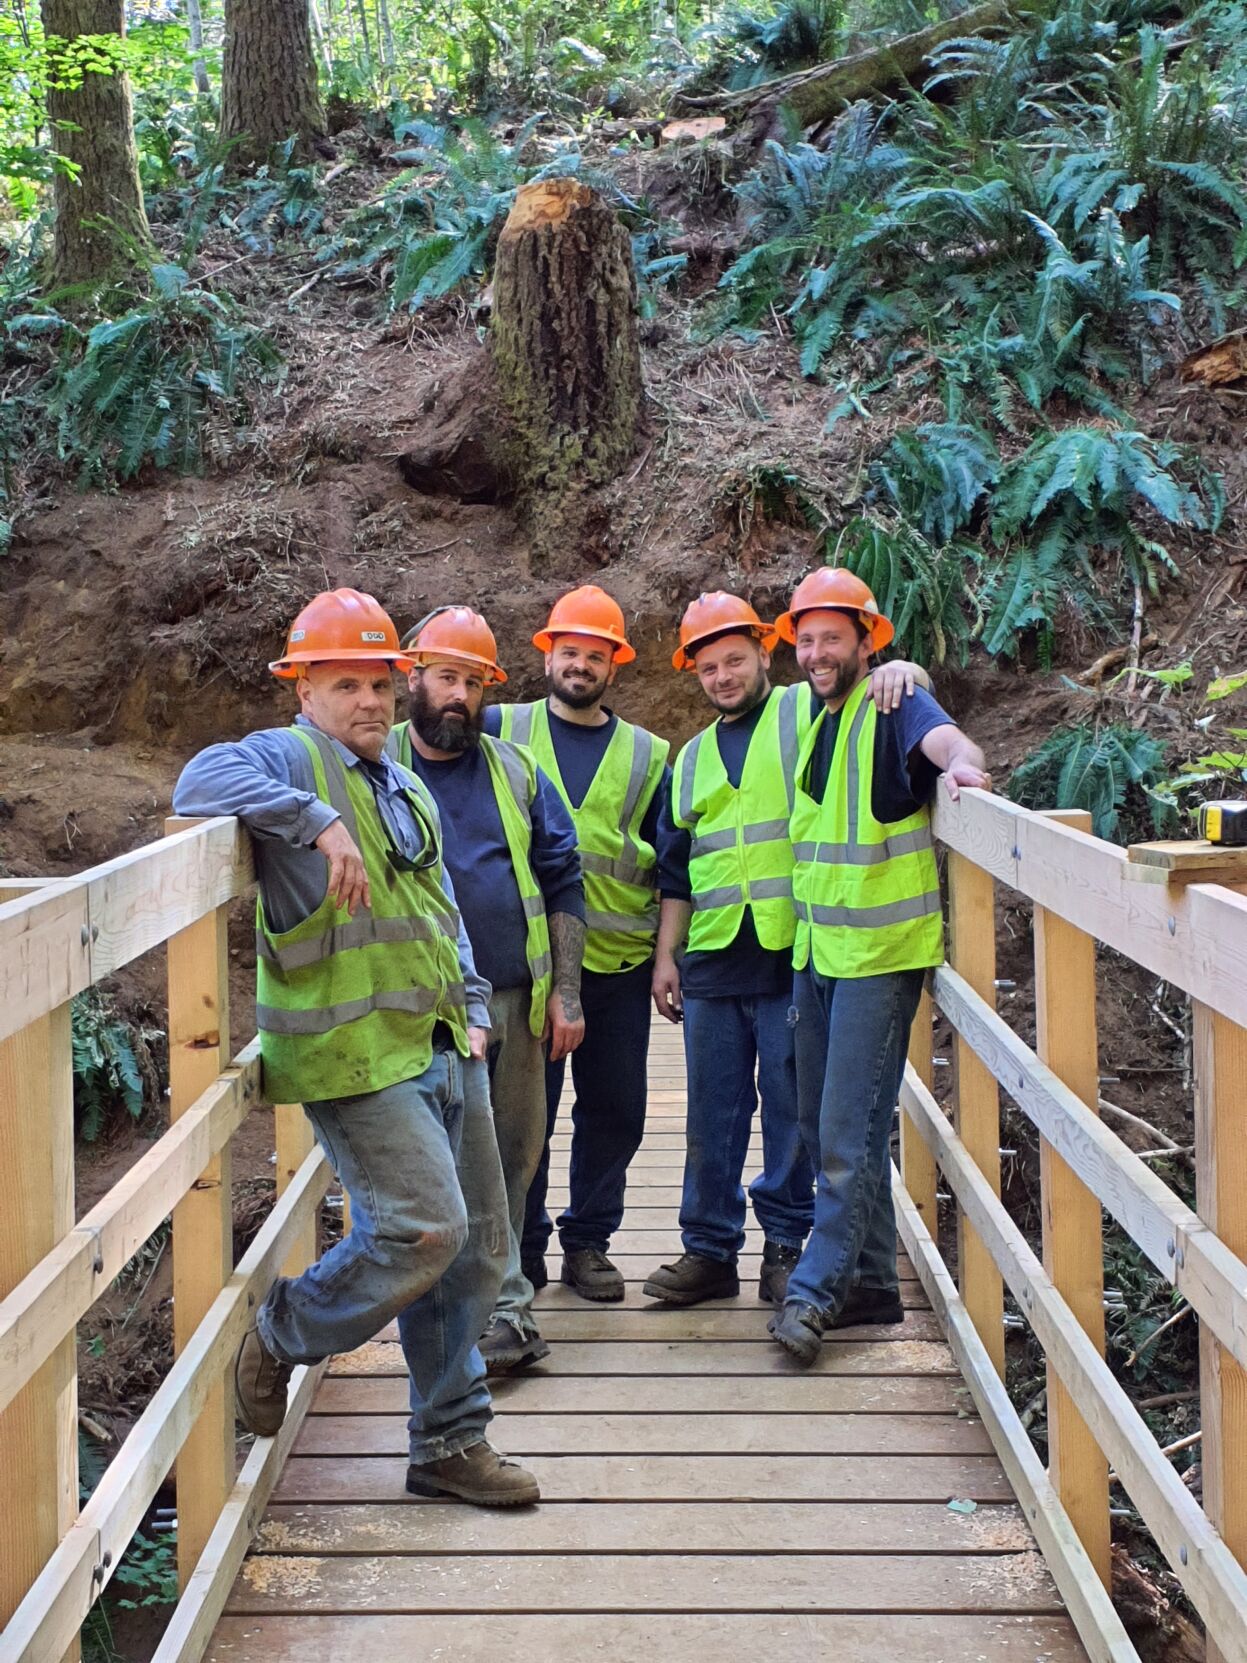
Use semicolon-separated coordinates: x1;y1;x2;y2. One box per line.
533;626;637;665
774;607;894;653
270;648;415;680
672;622;779;672
409;647;508;685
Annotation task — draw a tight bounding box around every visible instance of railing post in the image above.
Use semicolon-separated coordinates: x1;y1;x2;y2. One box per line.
1034;809;1110;1588
1193;998;1247;1663
901;987;938;1229
275;1104;317;1277
166;844;233;1591
0;986;77;1639
946;849;1005;1377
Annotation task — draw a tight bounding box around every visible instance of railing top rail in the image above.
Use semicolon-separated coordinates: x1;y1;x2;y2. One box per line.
0;817;253;1046
933;789;1247;1030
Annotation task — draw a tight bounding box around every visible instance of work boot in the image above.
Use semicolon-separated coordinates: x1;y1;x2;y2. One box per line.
406;1441;540;1507
829;1285;906;1328
561;1247;625;1302
767;1301;825;1368
522;1254;549;1292
757;1240;801;1306
643;1252;739;1305
234;1324;293;1438
478;1317;551;1376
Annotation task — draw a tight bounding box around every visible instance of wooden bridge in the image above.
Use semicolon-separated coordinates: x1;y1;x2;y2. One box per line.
3;791;1247;1662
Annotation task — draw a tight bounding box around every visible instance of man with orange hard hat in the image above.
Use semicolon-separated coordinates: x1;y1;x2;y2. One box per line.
646;592;925;1309
387;606;586;1374
173;589;539;1506
767;569;989;1367
489;585;671;1303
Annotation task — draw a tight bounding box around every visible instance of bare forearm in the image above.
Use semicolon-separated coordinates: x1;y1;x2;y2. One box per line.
549;910;585;1021
656;897;692;961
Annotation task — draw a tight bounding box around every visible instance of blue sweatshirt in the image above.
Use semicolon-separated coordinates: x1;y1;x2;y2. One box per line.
172;715;492;1028
400;741;584;993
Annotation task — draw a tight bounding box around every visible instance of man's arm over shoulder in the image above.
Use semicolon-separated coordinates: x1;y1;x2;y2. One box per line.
173;729;337;847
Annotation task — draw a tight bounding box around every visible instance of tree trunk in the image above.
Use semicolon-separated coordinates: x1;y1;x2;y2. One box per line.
491;177;643;506
185;0;211;95
679;0;1007;142
219;0;326;167
41;0;152;293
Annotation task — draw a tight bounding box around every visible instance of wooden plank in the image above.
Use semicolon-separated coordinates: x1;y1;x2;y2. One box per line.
945;850;1005;1378
168;899;235;1591
207;1611;1092;1663
901;1066;1247;1661
253;1498;1035;1556
932;787;1247;1030
369;1309;941;1342
1035;810;1110;1590
0;1148;331;1663
0;885;90;1047
1194;1000;1247;1663
933;964;1247;1372
227;1548;1059;1615
528;1280;928;1309
0;1003;77;1633
310;1371;962;1415
271;1452;1017;1505
332;1334;954;1374
0;1043;262;1417
275;1104;317;1279
1125;839;1247;880
150;1363;325;1663
893;1155;1138;1663
292;1411;992;1457
902;987;938;1230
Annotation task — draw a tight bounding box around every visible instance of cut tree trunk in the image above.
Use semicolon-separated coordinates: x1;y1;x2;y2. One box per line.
219;0;327;168
679;0;1008;143
491;177;643;505
41;0;153;293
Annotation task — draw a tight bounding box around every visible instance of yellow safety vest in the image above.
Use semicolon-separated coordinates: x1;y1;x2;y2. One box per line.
498;700;668;974
791;677;943;978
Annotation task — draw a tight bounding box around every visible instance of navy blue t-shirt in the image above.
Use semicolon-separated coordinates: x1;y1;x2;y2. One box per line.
402;742;583;993
803;684;951;813
657;694;793;1001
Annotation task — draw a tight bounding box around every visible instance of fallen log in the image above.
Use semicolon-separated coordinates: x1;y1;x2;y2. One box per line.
1180;327;1247;389
677;0;1008;143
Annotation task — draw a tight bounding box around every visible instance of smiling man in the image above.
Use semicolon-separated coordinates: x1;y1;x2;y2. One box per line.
172;589;538;1507
766;569;988;1368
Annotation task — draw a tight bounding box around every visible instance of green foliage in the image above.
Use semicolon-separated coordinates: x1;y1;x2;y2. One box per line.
700;0;845;90
871;421;1000;543
112;1530;178;1611
1007;721;1168;840
833;513;974;667
70;990;146;1143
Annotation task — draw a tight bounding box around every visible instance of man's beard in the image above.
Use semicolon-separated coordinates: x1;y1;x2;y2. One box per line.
547;668;608;710
710;666;769;717
807;658;859;705
410;680;482;753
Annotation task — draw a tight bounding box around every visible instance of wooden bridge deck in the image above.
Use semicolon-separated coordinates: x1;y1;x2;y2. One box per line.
206;1022;1089;1663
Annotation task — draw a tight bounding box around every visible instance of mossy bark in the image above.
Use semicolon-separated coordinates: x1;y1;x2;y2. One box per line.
42;0;153;294
219;0;327;168
490;178;643;506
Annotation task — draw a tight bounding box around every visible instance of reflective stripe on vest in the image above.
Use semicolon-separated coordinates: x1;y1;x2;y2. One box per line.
255;725;469;1103
671;685;811;955
385;722;554;1034
498;700;668;975
790;678;943;979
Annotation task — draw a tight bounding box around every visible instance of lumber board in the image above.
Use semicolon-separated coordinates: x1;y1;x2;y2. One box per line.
271;1452;1017;1505
309;1371;962;1415
902;1066;1247;1661
227;1548;1059;1615
292;1411;992;1458
252;1498;1034;1556
527;1279;928;1309
932;788;1247;1029
368;1308;941;1342
0;884;90;1047
333;1335;952;1374
207;1612;1091;1663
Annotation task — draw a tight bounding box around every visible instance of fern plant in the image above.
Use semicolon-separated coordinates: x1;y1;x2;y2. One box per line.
71;990;146;1143
870;422;1000;544
834;514;974;667
1007;722;1168;840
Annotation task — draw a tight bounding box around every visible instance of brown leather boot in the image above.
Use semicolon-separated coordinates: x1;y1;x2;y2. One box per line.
234;1325;293;1437
406;1441;541;1507
643;1252;739;1305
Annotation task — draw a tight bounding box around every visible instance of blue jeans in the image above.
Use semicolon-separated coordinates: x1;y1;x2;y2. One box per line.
785;966;926;1315
523;961;651;1256
486;985;547;1338
258;1050;509;1463
680;990;814;1261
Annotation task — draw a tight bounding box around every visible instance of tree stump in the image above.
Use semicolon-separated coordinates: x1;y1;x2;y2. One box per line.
491;178;643;503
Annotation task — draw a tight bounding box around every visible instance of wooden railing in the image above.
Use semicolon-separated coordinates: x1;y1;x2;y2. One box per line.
894;789;1247;1663
0;819;328;1663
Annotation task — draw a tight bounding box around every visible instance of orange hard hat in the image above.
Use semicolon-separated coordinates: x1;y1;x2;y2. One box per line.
270;588;414;679
402;605;507;684
532;585;636;664
672;591;779;671
774;568;894;653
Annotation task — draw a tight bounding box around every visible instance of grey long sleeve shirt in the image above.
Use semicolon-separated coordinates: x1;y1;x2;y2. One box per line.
172;715;492;1028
